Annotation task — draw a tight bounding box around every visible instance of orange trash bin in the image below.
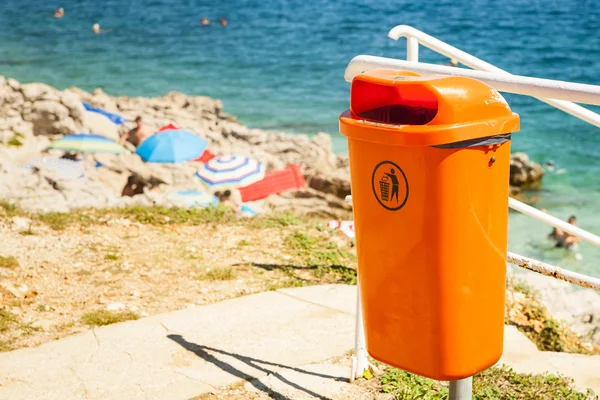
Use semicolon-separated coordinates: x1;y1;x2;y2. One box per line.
340;69;520;380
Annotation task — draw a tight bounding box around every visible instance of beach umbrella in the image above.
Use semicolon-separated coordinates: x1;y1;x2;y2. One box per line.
136;129;207;163
21;157;85;180
166;190;218;208
47;133;127;154
195;154;266;189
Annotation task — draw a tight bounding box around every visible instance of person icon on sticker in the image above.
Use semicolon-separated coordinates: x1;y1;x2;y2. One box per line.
384;168;399;202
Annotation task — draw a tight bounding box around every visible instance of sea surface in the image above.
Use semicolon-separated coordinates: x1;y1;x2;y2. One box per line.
1;0;600;276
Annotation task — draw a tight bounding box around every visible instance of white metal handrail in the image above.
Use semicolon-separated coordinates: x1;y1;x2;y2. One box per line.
344;57;600;106
347;27;600;388
387;25;600;129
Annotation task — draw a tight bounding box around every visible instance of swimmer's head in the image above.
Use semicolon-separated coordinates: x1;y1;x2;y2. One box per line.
92;23;100;33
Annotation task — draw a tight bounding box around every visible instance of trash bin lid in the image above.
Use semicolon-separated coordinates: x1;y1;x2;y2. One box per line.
340;69;520;147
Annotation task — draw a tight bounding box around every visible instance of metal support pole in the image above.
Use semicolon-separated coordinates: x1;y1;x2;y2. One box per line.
351;280;369;381
449;377;473;400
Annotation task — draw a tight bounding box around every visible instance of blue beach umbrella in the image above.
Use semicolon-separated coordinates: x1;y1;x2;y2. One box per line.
166;190;218;208
47;133;127;154
136;129;207;163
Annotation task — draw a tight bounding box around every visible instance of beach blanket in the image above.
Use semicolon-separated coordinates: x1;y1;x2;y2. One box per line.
239;164;305;202
82;102;127;125
327;220;355;239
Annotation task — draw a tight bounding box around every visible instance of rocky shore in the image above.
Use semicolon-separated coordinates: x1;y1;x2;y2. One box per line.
0;75;546;216
0;76;351;216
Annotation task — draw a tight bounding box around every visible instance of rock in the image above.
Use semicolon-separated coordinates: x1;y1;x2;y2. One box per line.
82;111;119;141
106;302;126;311
21;83;61;102
0;282;23;299
510;152;544;189
11;216;32;231
26;100;77;136
60;91;85;121
7;78;20;91
31;319;56;332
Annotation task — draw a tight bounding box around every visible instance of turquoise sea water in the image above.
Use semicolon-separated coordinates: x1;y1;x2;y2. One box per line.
1;0;600;276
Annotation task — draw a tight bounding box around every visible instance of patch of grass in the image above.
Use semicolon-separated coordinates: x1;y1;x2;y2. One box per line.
114;205;237;226
18;226;35;236
250;212;301;228
35;212;72;231
6;132;24;147
104;253;120;261
506;278;595;355
198;266;235;281
19;323;42;336
0;255;19;269
379;365;594;400
283;231;357;284
0;201;21;218
284;231;319;250
81;310;139;327
510;278;537;298
267;278;305;291
0;310;17;332
0;338;17;352
237;239;251;247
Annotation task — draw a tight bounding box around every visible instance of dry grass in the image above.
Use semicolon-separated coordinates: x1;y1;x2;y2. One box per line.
81;310;139;327
506;278;598;355
198;267;235;281
0;255;19;269
0;204;357;352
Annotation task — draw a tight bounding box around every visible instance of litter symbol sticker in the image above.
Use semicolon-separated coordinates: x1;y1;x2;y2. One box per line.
371;161;408;211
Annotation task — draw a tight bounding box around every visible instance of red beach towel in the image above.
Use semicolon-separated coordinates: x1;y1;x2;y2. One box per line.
239;164;305;202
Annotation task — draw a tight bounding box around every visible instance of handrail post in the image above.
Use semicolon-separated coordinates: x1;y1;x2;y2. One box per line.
407;37;419;62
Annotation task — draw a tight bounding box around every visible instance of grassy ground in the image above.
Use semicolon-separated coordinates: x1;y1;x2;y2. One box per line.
0;201;595;356
506;278;598;355
374;364;597;400
1;203;598;398
0;203;356;351
191;352;597;400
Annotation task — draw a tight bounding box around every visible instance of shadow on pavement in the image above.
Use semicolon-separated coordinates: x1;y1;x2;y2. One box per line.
167;334;347;400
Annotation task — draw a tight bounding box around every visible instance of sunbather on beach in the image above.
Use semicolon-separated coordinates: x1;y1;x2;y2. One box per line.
61;152;83;161
120;116;153;147
121;175;146;197
215;190;240;213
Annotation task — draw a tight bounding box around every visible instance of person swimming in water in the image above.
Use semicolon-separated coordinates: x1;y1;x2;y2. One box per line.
220;17;228;27
553;215;581;250
92;23;101;34
54;7;64;19
201;16;210;26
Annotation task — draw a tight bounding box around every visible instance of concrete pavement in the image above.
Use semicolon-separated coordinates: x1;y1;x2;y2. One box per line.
0;284;598;400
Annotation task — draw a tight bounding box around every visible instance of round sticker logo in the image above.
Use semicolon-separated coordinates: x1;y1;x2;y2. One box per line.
371;161;409;211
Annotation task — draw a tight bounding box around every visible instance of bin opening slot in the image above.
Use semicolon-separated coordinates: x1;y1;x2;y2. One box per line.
351;80;438;125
